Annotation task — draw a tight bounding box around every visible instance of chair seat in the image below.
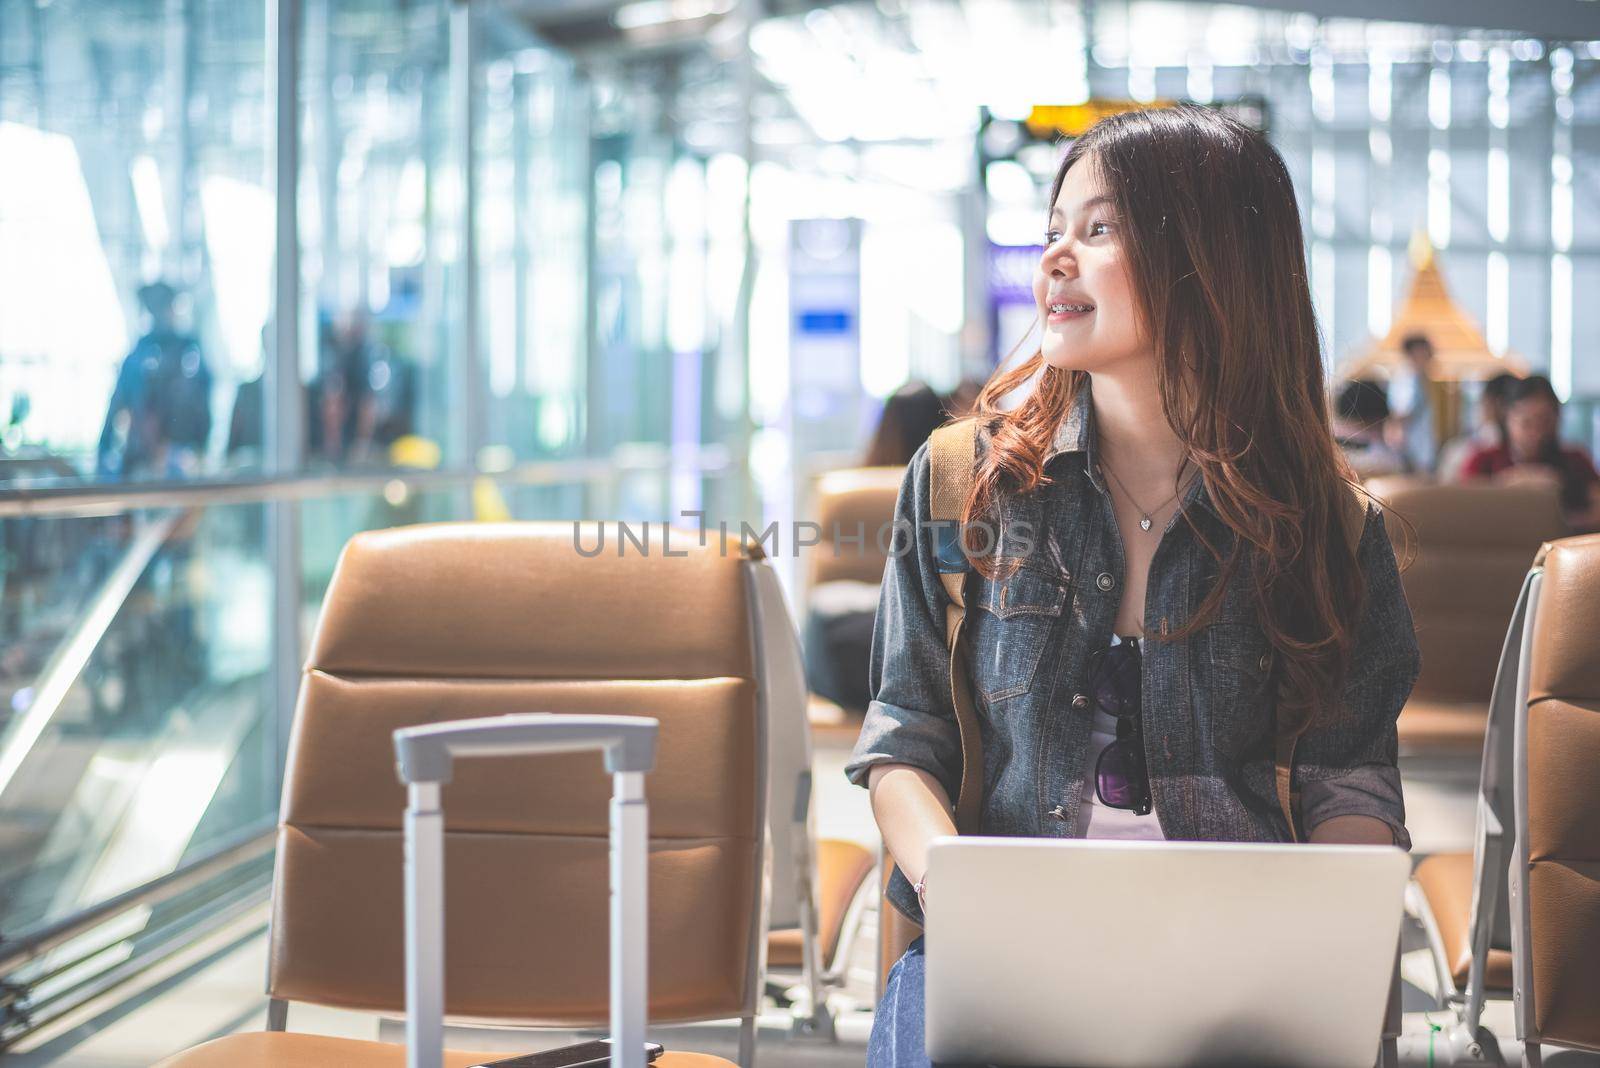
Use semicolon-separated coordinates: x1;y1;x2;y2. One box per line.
1397;699;1490;751
1413;852;1514;991
767;838;875;969
156;1031;737;1068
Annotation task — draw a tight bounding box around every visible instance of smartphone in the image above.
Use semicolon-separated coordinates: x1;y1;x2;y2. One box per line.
471;1040;666;1068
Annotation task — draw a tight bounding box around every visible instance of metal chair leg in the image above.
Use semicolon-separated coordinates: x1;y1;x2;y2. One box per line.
738;1014;758;1068
1378;943;1402;1068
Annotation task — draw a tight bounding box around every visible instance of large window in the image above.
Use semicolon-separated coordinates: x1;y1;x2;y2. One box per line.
298;0;455;471
0;0;269;487
477;15;590;469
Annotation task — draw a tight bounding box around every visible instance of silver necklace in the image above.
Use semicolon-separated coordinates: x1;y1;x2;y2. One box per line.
1099;459;1194;532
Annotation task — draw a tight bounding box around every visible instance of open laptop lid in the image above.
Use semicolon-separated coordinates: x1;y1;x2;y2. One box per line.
924;838;1409;1068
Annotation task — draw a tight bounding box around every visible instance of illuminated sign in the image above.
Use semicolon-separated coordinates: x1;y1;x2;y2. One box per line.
1024;100;1179;139
1010;96;1270;143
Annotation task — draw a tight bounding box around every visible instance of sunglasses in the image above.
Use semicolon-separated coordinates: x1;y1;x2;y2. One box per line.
1084;639;1152;816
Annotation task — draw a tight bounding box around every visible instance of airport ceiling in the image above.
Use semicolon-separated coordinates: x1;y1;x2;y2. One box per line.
505;0;1600;56
500;0;1599;165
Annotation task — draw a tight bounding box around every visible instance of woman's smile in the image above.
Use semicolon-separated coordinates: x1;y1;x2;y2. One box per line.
1046;302;1095;325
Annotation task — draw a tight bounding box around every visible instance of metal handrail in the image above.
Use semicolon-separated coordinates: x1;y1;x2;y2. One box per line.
0;509;190;800
1;877;273;1052
0;446;739;519
0;820;275;978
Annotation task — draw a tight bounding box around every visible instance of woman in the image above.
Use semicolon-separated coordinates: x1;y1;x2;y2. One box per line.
1462;374;1600;532
1438;371;1520;483
844;106;1421;1068
1332;378;1404;479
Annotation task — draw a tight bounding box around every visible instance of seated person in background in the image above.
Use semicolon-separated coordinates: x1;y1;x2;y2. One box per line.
942;376;987;420
1462;374;1600;532
805;380;953;716
1331;379;1404;479
862;381;951;468
1439;370;1520;483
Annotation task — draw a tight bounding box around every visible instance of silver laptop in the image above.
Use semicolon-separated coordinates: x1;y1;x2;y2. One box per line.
924;838;1410;1068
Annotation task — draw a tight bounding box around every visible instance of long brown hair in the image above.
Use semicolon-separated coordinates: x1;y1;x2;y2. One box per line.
966;104;1365;738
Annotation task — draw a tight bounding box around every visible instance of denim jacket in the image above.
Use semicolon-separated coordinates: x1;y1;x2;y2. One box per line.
845;385;1422;923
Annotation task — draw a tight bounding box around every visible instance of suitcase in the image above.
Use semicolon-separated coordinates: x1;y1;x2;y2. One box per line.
393;714;660;1068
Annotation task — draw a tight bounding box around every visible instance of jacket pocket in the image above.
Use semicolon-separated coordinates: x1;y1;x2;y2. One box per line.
967;567;1069;704
1203;621;1276;759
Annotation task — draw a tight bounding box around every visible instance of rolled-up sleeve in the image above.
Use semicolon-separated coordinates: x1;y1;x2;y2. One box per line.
1295;503;1422;850
842;440;963;798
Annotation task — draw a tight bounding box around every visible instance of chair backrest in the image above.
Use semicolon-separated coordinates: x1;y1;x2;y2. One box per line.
748;560;816;933
1364;477;1566;705
1513;533;1600;1051
808;466;905;587
266;522;766;1026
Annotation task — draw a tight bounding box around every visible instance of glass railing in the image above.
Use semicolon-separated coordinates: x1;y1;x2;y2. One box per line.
0;502;273;939
0;451;757;1047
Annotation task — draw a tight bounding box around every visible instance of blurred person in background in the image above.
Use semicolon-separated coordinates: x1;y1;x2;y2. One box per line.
943;375;987;419
862;381;951;467
1331;379;1403;480
96;281;213;480
1438;371;1520;483
225;327;269;468
1385;332;1437;474
1461;374;1600;531
805;380;953;716
307;309;380;466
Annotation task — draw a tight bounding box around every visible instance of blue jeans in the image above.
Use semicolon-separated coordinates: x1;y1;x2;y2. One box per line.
870;937;997;1068
869;936;932;1068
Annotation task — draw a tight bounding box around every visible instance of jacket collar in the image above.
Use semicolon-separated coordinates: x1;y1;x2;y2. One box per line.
1041;378;1094;466
1039;375;1217;518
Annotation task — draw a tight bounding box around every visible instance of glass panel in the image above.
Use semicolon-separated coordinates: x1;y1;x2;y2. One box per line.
0;0;269;487
299;0;454;471
476;22;589;466
298;488;463;648
0;502;275;936
590;73;675;457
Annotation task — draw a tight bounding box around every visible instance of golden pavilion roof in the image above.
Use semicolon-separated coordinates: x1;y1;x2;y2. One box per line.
1342;233;1527;382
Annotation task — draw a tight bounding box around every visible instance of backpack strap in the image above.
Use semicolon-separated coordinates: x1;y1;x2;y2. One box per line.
1273;489;1372;843
1274;733;1299;844
928;419;984;835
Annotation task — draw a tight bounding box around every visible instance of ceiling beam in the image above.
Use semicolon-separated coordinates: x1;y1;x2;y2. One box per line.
1208;0;1600;40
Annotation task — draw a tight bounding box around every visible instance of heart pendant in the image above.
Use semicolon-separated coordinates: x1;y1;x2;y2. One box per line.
1139;517;1153;531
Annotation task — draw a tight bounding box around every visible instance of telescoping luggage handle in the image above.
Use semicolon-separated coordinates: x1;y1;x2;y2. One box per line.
393;715;661;1068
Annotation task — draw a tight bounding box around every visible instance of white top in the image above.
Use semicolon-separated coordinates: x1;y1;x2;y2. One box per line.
1387;365;1437;471
1078;634;1165;840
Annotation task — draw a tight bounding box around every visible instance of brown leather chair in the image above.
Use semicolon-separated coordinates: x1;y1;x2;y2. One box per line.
747;547;874;1036
1411;534;1600;1065
1364;477;1567;752
766;464;902;1004
765;839;875;979
801;466;904;727
156;522;768;1067
807;466;906;587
